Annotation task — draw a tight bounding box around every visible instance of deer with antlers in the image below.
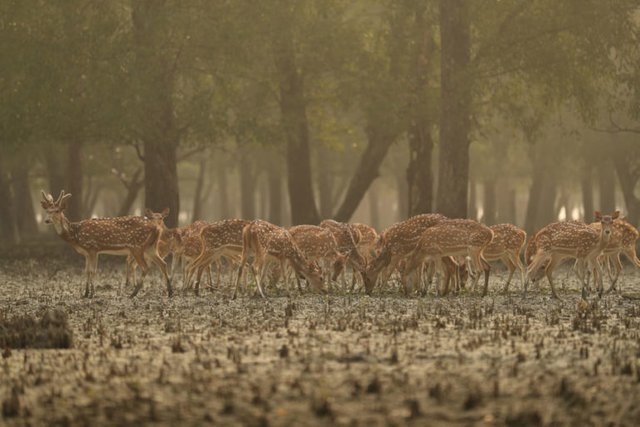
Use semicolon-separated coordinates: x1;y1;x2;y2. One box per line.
40;190;172;298
233;220;324;299
402;219;493;296
363;213;447;294
483;224;527;293
525;211;619;298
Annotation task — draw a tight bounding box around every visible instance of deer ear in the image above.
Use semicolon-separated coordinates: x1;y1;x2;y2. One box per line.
144;208;153;219
594;211;602;221
161;207;170;218
612;210;620;219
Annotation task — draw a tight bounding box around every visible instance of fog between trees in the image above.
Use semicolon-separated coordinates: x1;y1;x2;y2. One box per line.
1;0;640;245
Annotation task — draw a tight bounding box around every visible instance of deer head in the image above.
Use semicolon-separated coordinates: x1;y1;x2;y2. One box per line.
595;210;620;241
40;190;73;231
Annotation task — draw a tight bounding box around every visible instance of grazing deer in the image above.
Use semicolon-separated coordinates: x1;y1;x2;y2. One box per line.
363;213;447;294
40;191;172;298
289;225;345;287
402;219;493;296
185;219;249;295
587;217;640;292
483;224;527;293
319;220;367;285
525;211;619;299
233;220;324;299
351;223;379;263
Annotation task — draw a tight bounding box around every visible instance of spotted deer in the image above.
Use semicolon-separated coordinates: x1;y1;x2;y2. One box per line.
351;223;379;263
185;219;249;295
40;190;172;298
587;217;640;292
289;225;345;287
124;209;179;287
402;219;493;296
233;220;324;299
525;211;619;298
363;213;447;294
483;224;527;293
319;220;367;286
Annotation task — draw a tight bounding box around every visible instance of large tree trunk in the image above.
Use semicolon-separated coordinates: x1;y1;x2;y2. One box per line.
0;161;19;244
132;0;180;227
483;179;497;225
468;179;478;221
407;124;434;216
12;160;38;237
216;161;231;219
334;126;396;222
581;166;594;221
239;150;257;220
267;159;283;225
436;0;471;218
66;140;83;221
191;158;207;221
44;145;66;197
274;22;319;225
396;173;409;222
368;185;381;231
317;145;335;219
598;159;616;214
612;144;640;225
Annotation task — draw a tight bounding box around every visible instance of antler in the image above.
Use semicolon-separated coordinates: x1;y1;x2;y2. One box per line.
41;190;54;208
55;190;65;206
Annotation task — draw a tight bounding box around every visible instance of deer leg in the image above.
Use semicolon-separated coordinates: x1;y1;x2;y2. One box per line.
83;255;91;298
88;253;99;298
501;255;516;294
607;254;623;293
129;250;149;298
149;249;172;297
544;255;561;299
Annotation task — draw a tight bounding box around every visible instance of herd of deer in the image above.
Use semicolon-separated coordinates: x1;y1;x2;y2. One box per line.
40;190;640;300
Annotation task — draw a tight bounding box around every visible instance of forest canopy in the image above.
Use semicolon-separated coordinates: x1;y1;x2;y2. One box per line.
1;0;640;244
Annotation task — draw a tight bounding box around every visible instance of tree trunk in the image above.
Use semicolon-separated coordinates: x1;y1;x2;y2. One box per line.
536;173;557;228
117;169;144;217
45;145;66;197
483;179;497;225
192;157;207;221
267;159;283;225
317;145;335;219
239;150;256;220
216;162;231;219
66;140;83;221
436;0;471;218
12;161;38;236
334;126;397;222
582;167;594;221
274;22;319;225
468;179;477;221
598;159;616;214
132;0;180;227
612;146;640;225
396;173;409;222
407;124;434;216
0;162;19;244
524;153;544;234
368;185;381;231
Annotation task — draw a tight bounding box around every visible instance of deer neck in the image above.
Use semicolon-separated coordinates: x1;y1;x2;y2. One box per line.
54;214;75;242
596;226;612;252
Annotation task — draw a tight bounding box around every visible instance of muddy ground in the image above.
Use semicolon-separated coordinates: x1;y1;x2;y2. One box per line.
1;253;639;426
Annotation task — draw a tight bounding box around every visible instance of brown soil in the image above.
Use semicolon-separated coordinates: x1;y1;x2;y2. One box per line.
0;257;639;426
